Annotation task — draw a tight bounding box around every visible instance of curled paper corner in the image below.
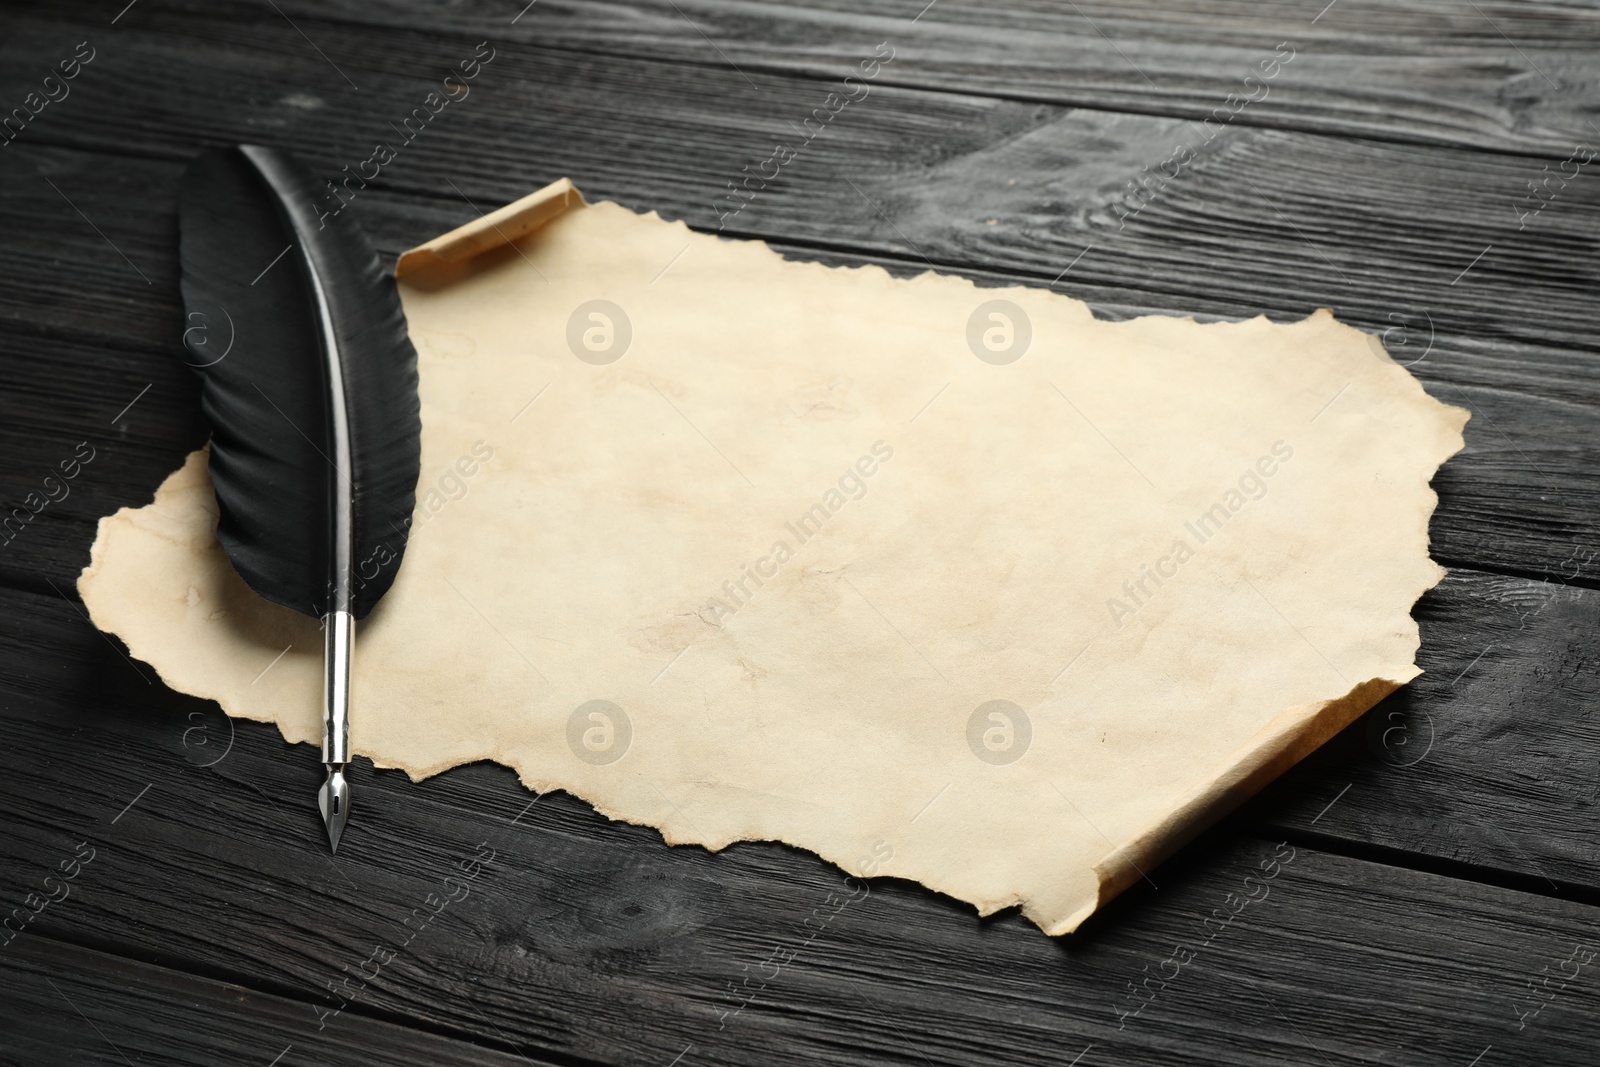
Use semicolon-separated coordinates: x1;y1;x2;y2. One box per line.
1061;675;1402;936
395;177;585;289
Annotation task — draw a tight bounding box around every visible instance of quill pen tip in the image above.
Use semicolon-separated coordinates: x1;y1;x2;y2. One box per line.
318;766;350;853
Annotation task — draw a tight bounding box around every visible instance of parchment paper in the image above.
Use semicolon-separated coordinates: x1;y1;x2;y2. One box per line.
80;182;1467;934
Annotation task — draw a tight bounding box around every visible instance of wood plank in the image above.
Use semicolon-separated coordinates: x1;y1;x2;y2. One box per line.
2;586;1598;1064
0;1;1595;1061
0;3;1596;966
3;585;1600;1062
1;6;1598;360
0;326;205;597
5;5;1599;371
88;0;1600;157
0;935;557;1066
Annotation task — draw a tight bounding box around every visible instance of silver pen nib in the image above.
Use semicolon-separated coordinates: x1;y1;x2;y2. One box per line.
318;764;350;852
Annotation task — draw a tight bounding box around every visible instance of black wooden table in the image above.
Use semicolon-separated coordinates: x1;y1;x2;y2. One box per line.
3;2;1598;1064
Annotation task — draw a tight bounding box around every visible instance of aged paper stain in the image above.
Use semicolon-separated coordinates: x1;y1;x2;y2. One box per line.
81;183;1466;935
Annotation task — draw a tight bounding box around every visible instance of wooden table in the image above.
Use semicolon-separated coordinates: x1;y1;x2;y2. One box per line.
2;2;1598;1063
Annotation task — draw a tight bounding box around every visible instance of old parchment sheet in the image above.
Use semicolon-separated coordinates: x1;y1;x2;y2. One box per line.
81;182;1467;935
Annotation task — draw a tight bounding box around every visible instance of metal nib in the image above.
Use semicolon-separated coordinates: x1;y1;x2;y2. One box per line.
318;764;350;853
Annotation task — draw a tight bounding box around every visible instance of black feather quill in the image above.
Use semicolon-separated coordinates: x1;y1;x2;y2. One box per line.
177;144;422;849
177;144;421;620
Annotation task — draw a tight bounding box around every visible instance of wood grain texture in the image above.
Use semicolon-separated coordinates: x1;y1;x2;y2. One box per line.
0;6;1596;357
0;1;1597;1063
2;579;1599;1066
0;936;558;1067
0;0;1591;891
82;0;1600;157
